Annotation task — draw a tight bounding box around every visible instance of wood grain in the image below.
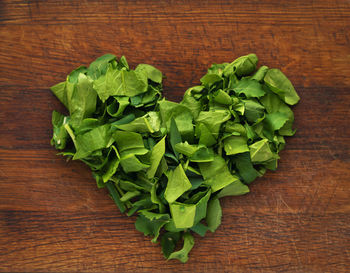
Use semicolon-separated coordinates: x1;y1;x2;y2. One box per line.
0;0;349;272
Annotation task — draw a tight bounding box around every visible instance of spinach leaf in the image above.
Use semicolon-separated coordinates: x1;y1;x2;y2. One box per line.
50;53;299;263
224;136;249;155
51;111;69;149
158;100;194;141
223;53;258;77
135;64;163;83
169;202;196;229
164;164;192;203
264;68;300;105
199;154;241;192
233;152;260;184
74;124;113;160
217;180;250;198
135;213;170;243
87;53;116;80
169;117;182;159
167;232;194;263
249;139;274;163
195;110;231;138
206;198;222;232
190;222;208;237
93;65;148;102
161;232;181;258
233;78;266;98
147;136;166;179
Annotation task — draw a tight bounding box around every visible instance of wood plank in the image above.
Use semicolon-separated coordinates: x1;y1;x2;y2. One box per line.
0;0;349;271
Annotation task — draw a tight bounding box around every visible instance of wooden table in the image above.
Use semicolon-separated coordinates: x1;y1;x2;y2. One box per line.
0;1;349;272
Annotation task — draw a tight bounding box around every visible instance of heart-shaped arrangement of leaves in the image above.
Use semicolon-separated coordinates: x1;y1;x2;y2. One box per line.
50;53;300;262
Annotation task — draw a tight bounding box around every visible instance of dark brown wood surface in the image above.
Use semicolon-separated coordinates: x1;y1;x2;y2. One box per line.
0;0;349;272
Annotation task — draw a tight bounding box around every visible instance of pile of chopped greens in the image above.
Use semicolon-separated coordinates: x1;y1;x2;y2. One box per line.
50;53;300;263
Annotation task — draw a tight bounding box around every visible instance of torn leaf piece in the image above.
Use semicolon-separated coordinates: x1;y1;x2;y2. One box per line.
51;111;69;150
73;124;113;160
175;142;214;162
217;180;250;198
206;198;222;232
223;136;249;155
135;213;170;243
164;164;192;203
233;152;260;184
233;78;265;98
161;232;181;258
147;136;166;179
264;68;300;105
249;139;273;163
168;232;195;263
199;154;240;192
169;202;196;229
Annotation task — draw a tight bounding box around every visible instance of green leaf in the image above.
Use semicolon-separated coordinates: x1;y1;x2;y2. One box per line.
233;152;260;184
106;96;129;117
68;66;88;83
50;53;300;263
117;55;129;70
51;81;68;108
217;180;250;198
119;154;150;173
249;139;274;163
264;68;300;105
200;73;223;89
212;89;232;105
93;65;148;102
151;180;166;213
106;181;126;213
196;123;217;147
168;232;195;263
139;210;170;221
135;64;163;83
158;100;194;142
113;131;148;155
243;99;265;123
223;53;258;77
206;198;222;232
195;110;231;138
233;78;266;98
223;136;249;155
169;117;182;159
101;146;120;182
161;232;181;258
69;73;97;128
74;124;113;160
147;136;166;179
224;122;246;135
190;222;208;237
180;87;203;119
169;202;196;229
135;214;170;243
74;118;100;135
87;53;116;80
193;188;211;224
51;111;69;149
260;88;296;136
164;219;186;233
207;63;227;76
120;190;140;202
264;112;289;131
115;112;161;133
199;154;240;192
175;142;214;162
251;65;269;82
164;164;192;203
